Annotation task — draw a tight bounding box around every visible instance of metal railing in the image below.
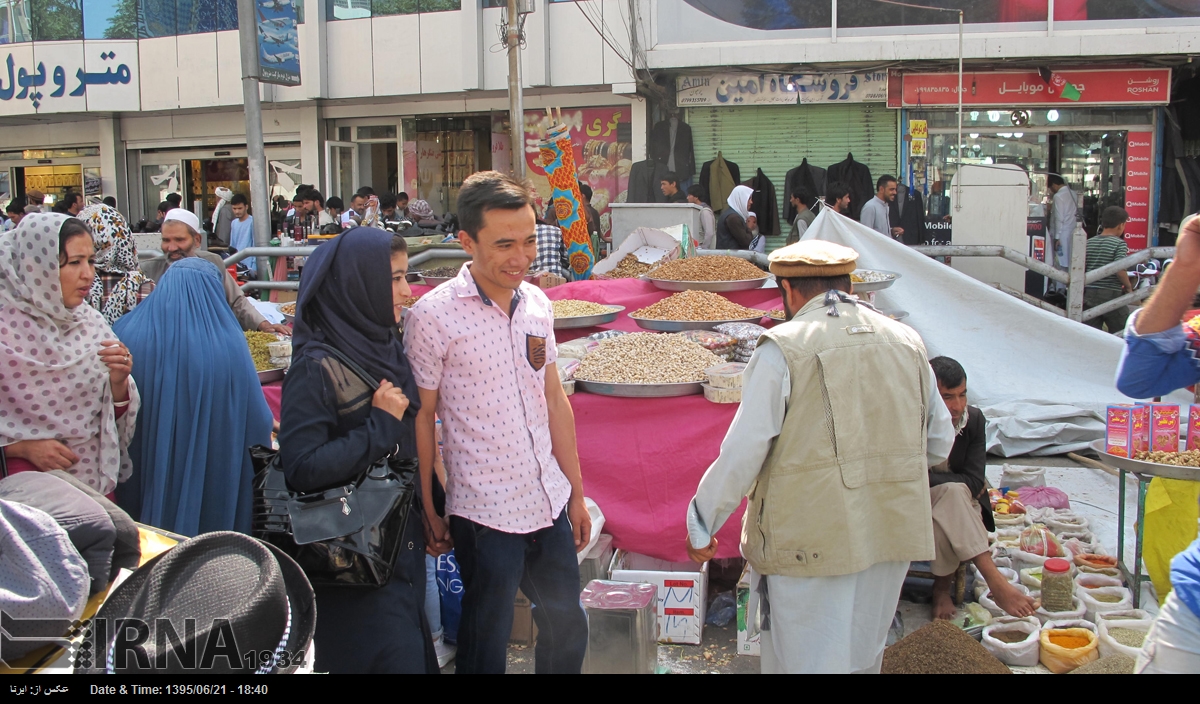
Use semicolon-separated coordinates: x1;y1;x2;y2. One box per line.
912;232;1175;323
223;246;471;292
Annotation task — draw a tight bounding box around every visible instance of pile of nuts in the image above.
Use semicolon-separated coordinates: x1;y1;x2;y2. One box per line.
422;265;462;278
649;255;768;282
1134;449;1200;467
575;333;723;384
606;254;658;279
851;270;895;284
278;302;296;316
552;300;615;318
631;290;765;322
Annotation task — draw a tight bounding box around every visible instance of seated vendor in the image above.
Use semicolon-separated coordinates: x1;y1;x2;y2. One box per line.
928;356;1037;621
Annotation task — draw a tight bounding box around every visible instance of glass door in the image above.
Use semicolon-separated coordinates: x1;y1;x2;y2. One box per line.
325;141;358;204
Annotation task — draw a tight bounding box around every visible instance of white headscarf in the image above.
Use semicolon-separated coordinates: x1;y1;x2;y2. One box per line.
211;187;233;228
0;212;139;494
726;185;753;221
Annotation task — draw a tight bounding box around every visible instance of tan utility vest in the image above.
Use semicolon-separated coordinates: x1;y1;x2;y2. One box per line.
740;294;936;578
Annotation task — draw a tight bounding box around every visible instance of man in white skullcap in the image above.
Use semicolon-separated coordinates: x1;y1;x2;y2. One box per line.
140;209;289;335
684;239;954;674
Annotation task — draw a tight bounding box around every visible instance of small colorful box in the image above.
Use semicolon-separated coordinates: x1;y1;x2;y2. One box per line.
1188;405;1200;451
1106;405;1133;458
1131;404;1150;455
1151;404;1181;453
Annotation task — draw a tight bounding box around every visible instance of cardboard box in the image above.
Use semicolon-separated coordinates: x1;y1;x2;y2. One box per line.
592;226;680;277
736;564;760;657
1132;404;1150;455
1106;405;1133;457
1151;403;1181;453
609;550;707;645
1189;405;1200;451
510;589;539;646
608;203;703;251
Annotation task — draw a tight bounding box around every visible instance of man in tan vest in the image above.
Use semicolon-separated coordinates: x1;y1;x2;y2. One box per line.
685;239;955;674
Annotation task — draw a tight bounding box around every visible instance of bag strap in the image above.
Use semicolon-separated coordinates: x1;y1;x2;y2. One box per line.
0;446;7;479
307;342;380;392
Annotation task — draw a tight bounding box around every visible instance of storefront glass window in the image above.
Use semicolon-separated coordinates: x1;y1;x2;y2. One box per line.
176;0;237;34
140;0;175;37
1;1;34;44
372;0;417;15
915;108;1153;130
357;125;397;140
837;0;1048;28
419;0;458;11
83;0;136;38
142;163;180;220
328;0;370;20
1074;2;1200;21
31;0;82;41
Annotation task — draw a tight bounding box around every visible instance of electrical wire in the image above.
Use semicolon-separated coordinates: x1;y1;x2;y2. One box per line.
573;0;636;72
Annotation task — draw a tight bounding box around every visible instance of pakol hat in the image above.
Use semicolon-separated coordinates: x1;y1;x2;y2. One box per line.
768;239;858;279
77;531;315;674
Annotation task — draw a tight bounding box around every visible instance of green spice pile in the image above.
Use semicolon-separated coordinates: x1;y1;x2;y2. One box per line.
881;621;1012;675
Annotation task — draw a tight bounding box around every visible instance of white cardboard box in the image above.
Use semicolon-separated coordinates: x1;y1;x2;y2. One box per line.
736;564;761;657
609;550;707;645
592;226;681;277
609;203;703;251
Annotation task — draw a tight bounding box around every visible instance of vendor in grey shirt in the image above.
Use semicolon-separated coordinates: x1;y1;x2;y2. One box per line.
860;175;901;239
140;209;290;335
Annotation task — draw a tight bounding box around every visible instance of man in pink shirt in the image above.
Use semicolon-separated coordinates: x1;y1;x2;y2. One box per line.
405;171;590;674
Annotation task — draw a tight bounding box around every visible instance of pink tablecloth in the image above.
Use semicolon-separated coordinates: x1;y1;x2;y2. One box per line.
264;277;779;561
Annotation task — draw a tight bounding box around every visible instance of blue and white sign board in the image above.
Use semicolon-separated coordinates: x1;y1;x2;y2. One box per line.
0;41;140;116
256;0;300;87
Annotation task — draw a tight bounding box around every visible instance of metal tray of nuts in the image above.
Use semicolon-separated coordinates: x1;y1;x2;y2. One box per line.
1087;439;1200;481
554;305;625;329
646;277;768;293
575;379;704;398
850;269;902;293
257;367;286;384
629;315;765;332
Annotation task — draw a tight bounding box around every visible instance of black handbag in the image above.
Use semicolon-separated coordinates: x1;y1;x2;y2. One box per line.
252;342;415;589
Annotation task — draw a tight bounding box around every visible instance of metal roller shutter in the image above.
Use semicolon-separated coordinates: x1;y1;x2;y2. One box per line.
688;103;898;241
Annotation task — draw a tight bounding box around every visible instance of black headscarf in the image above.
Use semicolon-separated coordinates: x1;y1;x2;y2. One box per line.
291;227;420;415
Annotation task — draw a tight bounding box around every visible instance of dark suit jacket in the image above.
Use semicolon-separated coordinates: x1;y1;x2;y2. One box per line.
627;160;669;204
783;159;827;224
826;153;874;221
648;118;695;181
929;406;994;532
699;157;741;201
745;168;780;237
890;185;928;245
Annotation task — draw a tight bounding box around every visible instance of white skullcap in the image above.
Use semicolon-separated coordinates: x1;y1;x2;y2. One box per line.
162;208;201;234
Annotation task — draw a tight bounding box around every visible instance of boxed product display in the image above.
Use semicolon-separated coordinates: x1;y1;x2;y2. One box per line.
1132;404;1150;455
580;580;659;675
592;227;680;278
1151;403;1180;452
1189;405;1200;451
510;589;538;646
609;550;708;645
736;564;760;657
1105;405;1134;457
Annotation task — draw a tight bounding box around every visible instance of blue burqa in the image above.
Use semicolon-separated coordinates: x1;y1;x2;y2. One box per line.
113;258;273;536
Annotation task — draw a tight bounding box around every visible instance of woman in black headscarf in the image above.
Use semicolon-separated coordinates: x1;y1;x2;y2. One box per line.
280;227;436;674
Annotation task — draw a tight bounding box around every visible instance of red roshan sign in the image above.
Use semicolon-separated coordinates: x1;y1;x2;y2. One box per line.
889;68;1171;107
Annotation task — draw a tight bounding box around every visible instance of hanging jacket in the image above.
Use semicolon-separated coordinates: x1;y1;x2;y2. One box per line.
699;154;740;213
626;159;670;204
648;118;695;181
745;168;780;238
890;185;928;246
826;153;874;222
782;159;827;224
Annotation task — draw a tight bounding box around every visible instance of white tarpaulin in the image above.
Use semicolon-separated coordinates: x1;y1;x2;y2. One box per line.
799;207;1190;456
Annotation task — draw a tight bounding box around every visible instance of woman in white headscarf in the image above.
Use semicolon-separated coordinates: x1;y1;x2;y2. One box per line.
715;184;763;252
80;204;151;325
0;212;140;496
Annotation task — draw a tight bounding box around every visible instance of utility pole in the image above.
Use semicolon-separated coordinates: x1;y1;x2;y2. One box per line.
506;0;525;179
238;0;272;284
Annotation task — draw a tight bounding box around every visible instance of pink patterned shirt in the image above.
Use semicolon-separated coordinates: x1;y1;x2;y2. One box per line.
404;264;571;533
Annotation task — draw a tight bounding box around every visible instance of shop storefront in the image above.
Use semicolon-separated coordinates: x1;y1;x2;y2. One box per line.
891;68;1171;250
677;71;897;249
0;146;102;209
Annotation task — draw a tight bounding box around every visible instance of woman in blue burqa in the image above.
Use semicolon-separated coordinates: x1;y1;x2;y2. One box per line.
113;257;273;535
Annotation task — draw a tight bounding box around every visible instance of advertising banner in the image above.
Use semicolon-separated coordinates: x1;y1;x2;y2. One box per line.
256;0;300;86
677;71;887;107
890;68;1171;107
1124;131;1153;251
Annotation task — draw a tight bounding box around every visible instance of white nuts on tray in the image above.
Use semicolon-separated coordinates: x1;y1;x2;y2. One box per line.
574;332;723;384
552;300;616;318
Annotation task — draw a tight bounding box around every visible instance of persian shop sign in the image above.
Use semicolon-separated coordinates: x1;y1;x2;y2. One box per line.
677;72;888;107
0;42;140;116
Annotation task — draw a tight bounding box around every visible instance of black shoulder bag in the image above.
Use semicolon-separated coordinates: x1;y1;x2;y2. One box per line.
252;342;415;589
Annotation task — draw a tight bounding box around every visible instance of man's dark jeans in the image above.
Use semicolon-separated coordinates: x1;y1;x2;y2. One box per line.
449;509;588;673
